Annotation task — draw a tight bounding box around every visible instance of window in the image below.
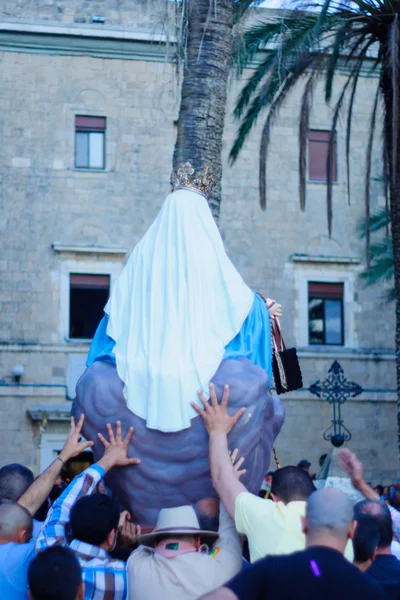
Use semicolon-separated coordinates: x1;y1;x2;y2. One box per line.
308;282;344;345
308;130;337;182
75;116;106;169
69;273;110;339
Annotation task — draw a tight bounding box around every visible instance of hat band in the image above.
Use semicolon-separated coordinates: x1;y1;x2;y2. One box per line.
154;526;201;534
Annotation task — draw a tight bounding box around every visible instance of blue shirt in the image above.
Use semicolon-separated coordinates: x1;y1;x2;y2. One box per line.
0;519;42;599
0;541;35;599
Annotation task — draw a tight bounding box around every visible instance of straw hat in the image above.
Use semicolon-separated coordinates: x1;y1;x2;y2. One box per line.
138;505;219;547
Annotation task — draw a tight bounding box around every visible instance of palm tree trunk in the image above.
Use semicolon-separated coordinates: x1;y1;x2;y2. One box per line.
389;183;400;457
172;0;234;218
383;66;400;457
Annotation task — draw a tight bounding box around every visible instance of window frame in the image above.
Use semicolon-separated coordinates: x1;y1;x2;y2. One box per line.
292;263;358;349
74;115;106;171
58;259;123;343
308;283;344;346
69;273;111;340
308;129;338;184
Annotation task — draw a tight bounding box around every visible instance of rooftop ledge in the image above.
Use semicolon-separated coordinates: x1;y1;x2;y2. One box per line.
291;254;360;265
0;20;173;43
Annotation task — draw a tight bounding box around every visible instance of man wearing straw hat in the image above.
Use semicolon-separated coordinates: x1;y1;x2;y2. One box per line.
126;458;244;600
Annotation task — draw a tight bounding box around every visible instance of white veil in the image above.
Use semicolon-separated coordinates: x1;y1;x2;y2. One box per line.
105;189;254;432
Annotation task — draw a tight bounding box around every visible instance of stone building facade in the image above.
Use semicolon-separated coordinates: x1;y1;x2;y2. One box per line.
0;1;397;481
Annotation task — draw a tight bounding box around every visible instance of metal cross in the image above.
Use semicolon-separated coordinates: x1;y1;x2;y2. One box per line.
309;360;363;447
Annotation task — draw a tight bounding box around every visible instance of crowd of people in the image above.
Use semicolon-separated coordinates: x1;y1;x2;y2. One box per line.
1;384;400;599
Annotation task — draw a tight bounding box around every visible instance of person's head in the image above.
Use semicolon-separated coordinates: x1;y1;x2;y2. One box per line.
270;466;316;504
0;463;34;501
297;459;311;475
374;484;384;498
70;494;120;551
0;501;33;544
353;516;380;572
354;499;393;552
28;546;84;600
138;505;218;552
302;489;355;553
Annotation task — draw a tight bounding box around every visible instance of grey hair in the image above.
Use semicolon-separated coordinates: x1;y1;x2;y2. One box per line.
306;488;354;538
0;501;33;540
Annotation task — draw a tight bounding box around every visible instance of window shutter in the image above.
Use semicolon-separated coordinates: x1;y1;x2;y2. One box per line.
308;282;343;299
308;130;337;182
75;116;106;132
70;274;110;289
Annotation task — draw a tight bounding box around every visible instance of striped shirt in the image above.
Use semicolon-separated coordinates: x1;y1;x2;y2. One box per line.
36;464;127;600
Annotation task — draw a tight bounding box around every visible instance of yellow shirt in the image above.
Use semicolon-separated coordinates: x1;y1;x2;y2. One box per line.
235;492;354;563
235;492;306;562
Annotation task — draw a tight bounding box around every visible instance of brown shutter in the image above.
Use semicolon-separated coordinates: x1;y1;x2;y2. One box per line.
308;130;337;182
70;274;110;289
308;282;343;299
75;116;106;132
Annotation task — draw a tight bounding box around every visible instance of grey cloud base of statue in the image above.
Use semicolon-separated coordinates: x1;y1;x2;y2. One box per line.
73;357;285;527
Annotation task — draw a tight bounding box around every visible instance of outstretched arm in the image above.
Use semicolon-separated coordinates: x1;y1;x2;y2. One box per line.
191;383;246;519
36;420;141;552
19;415;94;515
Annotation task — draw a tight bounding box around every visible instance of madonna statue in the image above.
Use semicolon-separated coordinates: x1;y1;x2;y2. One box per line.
73;163;285;526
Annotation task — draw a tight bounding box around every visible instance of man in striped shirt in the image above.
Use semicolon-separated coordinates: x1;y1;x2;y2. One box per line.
36;421;141;600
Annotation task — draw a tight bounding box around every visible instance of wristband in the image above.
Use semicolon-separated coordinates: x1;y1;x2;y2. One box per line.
56;456;66;466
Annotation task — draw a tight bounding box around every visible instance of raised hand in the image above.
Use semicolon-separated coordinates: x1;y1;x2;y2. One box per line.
191;383;246;435
267;298;283;320
97;421;141;472
59;415;94;462
338;448;364;487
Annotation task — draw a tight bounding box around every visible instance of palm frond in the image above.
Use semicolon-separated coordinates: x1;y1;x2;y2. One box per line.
258;53;315;208
327;74;355;235
346;58;364;204
357;206;391;237
365;85;381;269
299;72;318;210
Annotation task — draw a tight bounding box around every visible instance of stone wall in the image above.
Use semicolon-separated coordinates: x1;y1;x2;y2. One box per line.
0;0;166;30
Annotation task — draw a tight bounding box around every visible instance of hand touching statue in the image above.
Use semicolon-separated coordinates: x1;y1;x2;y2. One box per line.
266;298;282;320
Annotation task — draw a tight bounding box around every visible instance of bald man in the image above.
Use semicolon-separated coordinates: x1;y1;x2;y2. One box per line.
0;501;36;599
201;489;386;600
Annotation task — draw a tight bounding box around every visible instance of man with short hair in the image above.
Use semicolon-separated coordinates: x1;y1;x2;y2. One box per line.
200;489;386;600
353;516;380;572
0;463;34;502
36;421;141;600
28;546;84;600
355;499;400;598
192;384;316;561
0;501;35;598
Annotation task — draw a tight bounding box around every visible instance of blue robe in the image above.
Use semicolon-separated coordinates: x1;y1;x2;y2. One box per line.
87;293;273;386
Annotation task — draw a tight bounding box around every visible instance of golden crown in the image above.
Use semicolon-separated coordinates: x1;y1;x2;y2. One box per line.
170;162;219;199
